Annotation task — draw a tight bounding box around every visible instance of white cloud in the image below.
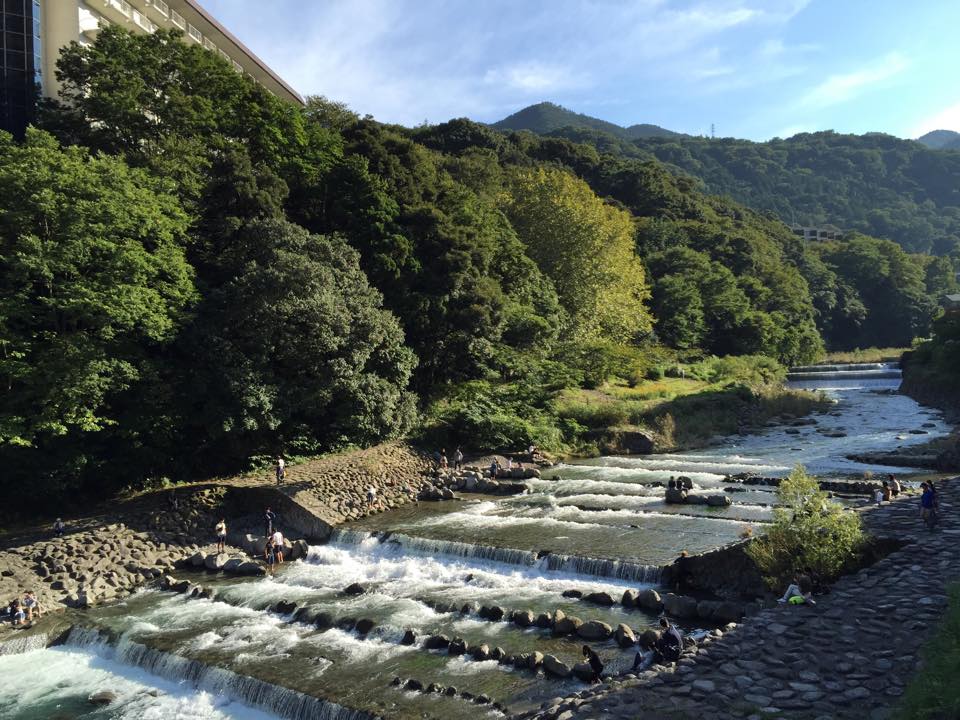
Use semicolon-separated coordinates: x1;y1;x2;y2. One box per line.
910;99;960;137
800;52;909;108
483;61;588;92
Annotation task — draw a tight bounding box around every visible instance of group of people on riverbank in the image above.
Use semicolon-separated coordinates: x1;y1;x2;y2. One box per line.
3;592;42;627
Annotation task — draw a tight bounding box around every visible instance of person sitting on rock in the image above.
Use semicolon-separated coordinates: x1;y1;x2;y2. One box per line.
882;481;892;503
582;645;604;683
653;618;683;663
215;518;227;554
22;592;41;622
270;529;285;564
8;598;25;626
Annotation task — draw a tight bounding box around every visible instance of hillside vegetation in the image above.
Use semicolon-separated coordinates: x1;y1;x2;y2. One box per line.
0;27;953;508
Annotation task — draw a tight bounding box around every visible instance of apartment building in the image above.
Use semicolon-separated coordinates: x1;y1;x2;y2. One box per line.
1;0;301;135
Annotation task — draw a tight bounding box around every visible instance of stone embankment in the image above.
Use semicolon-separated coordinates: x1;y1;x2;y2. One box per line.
0;443;436;618
518;477;959;720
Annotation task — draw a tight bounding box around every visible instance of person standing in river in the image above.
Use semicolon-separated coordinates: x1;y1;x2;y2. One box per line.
215;518;227;554
271;528;285;563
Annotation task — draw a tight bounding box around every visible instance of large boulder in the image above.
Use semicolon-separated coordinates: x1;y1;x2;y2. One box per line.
448;638;468;656
635;588;662;612
88;691;117;706
706;494;732;507
553;614;583;635
583;591;615;606
342;582;366;596
479;605;504;621
621;589;638;607
662;593;699;619
528;651;544;670
535;612;553;628
685;494;708;505
639;629;660;648
401;629;418;645
222;558;244;573
572;662;596;681
472;644;490;661
712;601;744;624
189;552;206;567
665;488;686;504
236;561;266;576
512;609;534;628
273;600;298;615
289;539;309;561
203;553;229;571
424;634;451;650
577;620;613;641
355;619;376;636
542;654;572;678
615;623;637;648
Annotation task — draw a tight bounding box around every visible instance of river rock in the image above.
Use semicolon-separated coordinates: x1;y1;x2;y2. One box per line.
88;691;117;705
273;600;297;615
289;539;309;561
236;561;265;576
342;582;366;596
543;654;572;678
583;591;615;606
706;494;732;507
561;589;583;599
403;678;423;691
685;494;708;505
577;620;613;640
528;651;544;670
639;629;660;648
572;662;596;681
222;558;243;573
189;551;206;567
535;612;553;628
355;619;376;636
424;634;450;650
712;601;744;623
615;623;637;648
204;553;229;570
448;638;468;656
479;605;505;621
663;593;699;619
635;589;663;612
554;615;583;635
621;589;638;607
665;488;686;503
401;629;417;645
513;609;535;627
491;646;506;661
473;644;490;661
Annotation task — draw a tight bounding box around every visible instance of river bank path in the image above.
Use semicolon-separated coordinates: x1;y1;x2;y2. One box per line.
522;476;958;720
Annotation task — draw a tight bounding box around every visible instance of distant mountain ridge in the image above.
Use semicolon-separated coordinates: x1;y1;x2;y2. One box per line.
916;129;960;150
490;101;683;140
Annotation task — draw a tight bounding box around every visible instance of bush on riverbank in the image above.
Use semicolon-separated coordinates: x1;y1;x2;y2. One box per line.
898;583;960;720
746;465;865;589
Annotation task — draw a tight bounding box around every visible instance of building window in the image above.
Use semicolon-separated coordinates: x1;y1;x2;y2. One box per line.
1;0;39;136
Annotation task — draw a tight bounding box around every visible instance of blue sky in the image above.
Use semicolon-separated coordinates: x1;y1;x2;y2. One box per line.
202;0;960;141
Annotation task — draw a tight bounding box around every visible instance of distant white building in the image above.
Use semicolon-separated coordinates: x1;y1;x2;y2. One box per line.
2;0;302;135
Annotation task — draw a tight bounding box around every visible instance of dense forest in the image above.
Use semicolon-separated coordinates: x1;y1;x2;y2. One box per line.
489;103;960;257
0;28;956;505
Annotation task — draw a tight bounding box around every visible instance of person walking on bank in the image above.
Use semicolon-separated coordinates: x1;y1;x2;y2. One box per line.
264;507;276;537
920;482;936;530
275;456;286;485
215;518;227;554
53;518;65;537
454;447;464;471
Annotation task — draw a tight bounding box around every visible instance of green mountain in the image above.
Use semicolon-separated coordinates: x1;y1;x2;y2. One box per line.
916;129;960;149
490;101;682;140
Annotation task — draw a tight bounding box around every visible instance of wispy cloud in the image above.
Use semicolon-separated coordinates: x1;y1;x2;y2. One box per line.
483;62;588;92
800;52;909;108
910;99;960;137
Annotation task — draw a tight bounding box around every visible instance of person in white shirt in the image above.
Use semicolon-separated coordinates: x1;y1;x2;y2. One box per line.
275;457;285;485
215;519;227;553
270;529;284;563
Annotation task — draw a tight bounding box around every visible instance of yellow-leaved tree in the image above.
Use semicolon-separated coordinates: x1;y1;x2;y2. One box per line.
502;167;652;343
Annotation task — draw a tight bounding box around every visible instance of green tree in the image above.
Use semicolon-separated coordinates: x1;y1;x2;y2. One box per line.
746;465;865;588
0;129;194;447
503;167;653;342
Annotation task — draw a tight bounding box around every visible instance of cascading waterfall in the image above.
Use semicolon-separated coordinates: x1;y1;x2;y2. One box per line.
62;626;372;720
0;633;48;656
327;528;661;583
542;554;661;584
786;361;902;390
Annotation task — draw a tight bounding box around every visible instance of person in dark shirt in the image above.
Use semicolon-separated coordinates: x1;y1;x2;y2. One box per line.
581;645;604;682
673;550;691;593
264;507;276;537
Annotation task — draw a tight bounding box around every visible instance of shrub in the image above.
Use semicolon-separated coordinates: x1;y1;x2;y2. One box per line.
746;465;865;589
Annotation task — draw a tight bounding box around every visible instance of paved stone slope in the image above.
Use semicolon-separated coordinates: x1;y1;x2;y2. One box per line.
521;478;959;720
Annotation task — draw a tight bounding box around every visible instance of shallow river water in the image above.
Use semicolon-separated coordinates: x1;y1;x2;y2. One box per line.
1;363;951;719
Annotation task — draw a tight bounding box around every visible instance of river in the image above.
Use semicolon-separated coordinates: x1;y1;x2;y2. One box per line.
1;362;951;720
